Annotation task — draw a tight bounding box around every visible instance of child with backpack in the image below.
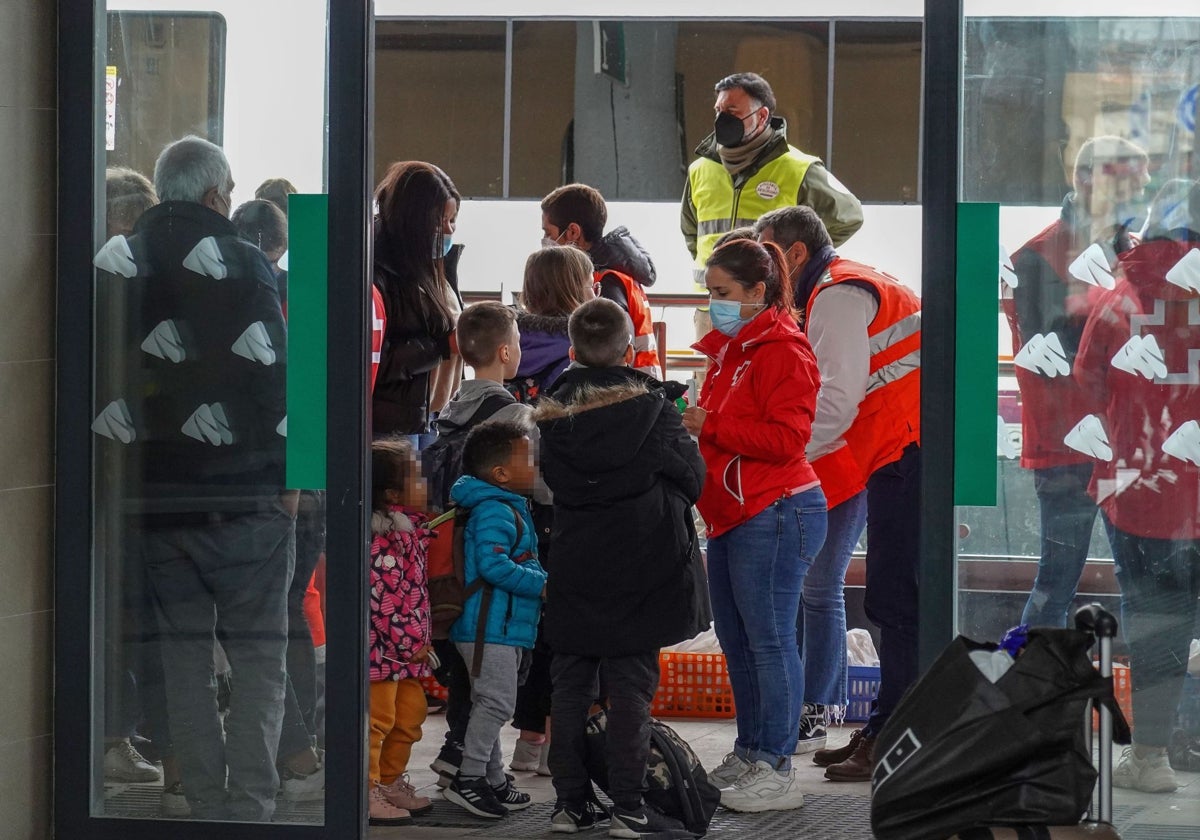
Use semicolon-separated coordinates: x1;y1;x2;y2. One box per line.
366;438;437;826
422;301;534;785
443;420;548;819
535;298;710;837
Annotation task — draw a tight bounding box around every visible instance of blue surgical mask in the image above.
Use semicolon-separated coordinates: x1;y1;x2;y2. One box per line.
710;299;765;337
435;234;454;258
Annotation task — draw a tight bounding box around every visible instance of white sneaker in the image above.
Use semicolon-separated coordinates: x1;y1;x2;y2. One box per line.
719;761;805;813
103;739;162;783
536;740;552;776
510;738;543;772
1113;746;1178;793
707;752;753;788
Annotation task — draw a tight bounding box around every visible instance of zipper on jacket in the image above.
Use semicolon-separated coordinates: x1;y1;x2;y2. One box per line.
730;185;743;231
502;593;513;637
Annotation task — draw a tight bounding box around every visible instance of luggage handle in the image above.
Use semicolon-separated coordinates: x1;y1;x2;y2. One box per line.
1074;603;1118;825
1073;604;1118;640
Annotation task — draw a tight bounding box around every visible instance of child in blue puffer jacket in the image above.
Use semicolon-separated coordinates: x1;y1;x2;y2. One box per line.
443;419;548;820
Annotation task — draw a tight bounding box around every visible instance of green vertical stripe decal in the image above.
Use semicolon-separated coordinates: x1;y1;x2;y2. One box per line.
954;202;999;506
286;194;328;489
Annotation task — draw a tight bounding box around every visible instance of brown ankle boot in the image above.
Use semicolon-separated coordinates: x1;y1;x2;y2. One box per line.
813;729;865;767
823;733;875;782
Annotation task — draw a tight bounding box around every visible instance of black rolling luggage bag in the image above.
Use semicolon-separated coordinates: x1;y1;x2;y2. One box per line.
870;605;1129;840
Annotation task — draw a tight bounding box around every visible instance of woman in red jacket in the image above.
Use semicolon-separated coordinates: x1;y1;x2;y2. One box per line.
682;239;827;812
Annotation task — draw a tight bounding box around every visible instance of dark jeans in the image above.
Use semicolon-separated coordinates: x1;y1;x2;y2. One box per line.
1021;463;1103;628
1104;517;1200;747
433;637;473;748
142;506;295;821
864;443;921;737
278;492;326;760
549;651;660;810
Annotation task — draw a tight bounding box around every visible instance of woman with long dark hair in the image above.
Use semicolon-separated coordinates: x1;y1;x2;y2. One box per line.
372;161;463;438
682;238;827;812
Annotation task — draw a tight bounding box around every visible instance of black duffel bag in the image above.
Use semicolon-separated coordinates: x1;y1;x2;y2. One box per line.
870;629;1129;840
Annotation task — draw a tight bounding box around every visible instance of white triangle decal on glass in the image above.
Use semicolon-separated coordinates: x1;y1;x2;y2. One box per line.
1111;334;1167;380
231;321;276;365
181;403;233;446
1063;414;1113;461
1096;468;1140;503
182;236;228;279
999;244;1018;288
1068;243;1116;290
93;235;138;277
140;320;186;363
1163;420;1200;466
997;415;1018;459
92;399;135;444
1014;333;1070;378
1165;250;1200;294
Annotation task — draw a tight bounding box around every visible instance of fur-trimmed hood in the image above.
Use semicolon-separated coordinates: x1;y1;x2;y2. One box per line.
535;366;683;500
534;380;651;422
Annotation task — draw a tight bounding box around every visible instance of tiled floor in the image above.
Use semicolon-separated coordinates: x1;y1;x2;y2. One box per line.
100;711;1200;837
373;714;1200;840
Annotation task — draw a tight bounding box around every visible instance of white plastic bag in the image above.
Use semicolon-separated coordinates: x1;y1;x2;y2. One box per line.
847;628;880;667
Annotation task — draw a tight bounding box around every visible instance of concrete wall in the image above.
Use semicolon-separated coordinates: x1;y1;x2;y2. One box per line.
0;0;56;836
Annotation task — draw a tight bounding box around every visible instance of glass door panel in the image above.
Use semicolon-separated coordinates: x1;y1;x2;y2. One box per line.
92;1;332;824
959;4;1200;830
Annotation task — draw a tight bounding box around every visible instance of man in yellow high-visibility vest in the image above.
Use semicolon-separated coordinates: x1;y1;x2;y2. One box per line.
682;72;864;352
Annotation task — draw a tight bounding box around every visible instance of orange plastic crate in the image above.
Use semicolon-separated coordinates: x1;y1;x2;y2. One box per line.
651;652;736;719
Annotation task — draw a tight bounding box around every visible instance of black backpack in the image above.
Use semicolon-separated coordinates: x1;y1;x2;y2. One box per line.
422;393;514;512
583;709;720;837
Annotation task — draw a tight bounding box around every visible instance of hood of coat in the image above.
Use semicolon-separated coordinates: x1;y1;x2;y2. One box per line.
535;368;674;491
448;473;527;510
1117;238;1200;301
436;379;515;429
589;226;658;288
515;311;571;377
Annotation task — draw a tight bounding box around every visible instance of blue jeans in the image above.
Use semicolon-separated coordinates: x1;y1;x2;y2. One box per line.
1021;463;1104;628
797;490;867;707
1104;517;1200;748
708;489;827;768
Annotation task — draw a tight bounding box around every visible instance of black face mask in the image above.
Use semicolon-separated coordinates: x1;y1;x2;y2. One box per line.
714;111;752;147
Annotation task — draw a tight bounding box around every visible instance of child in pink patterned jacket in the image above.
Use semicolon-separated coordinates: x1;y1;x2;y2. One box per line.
367;438;437;825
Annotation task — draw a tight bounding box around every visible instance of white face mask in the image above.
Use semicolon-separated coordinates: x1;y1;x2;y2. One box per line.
540;236;558;248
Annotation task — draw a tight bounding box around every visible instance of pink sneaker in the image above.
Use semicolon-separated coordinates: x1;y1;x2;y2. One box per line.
369;785;412;826
380;775;434;816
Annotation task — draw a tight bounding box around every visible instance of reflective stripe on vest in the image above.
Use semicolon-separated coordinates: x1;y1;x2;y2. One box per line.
806;258;922;478
688;147;817;285
597;268;660;372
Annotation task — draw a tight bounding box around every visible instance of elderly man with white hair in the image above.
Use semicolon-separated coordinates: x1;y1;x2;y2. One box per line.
92;135;294;821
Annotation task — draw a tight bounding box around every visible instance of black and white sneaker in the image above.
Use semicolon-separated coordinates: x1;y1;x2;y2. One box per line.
444;774;507;819
491;778;533;811
431;741;462;789
550;798;609;833
608;803;695;839
794;703;828;754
